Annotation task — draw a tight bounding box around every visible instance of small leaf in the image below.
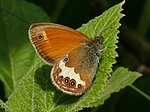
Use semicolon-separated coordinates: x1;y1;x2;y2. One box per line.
94;67;142;106
0;0;50;97
1;1;125;112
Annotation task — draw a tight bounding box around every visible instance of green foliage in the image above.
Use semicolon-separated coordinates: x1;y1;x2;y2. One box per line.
99;67;142;105
0;0;50;97
1;65;142;112
0;0;143;111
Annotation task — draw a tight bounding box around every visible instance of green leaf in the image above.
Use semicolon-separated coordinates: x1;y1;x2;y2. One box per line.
0;1;126;112
0;0;50;97
92;67;142;106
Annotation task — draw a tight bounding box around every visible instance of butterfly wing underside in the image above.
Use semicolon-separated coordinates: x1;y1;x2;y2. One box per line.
29;23;99;95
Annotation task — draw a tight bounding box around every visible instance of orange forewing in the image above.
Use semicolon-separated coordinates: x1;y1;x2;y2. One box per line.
29;23;92;64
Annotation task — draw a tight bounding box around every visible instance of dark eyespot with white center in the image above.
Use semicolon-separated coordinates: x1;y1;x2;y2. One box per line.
78;84;82;88
70;79;76;88
59;75;63;80
63;56;69;63
37;34;43;40
64;77;70;85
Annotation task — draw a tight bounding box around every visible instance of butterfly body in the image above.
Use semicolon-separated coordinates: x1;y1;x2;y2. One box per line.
29;23;103;95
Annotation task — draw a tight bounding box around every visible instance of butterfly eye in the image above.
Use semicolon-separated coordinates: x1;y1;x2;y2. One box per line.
63;56;69;63
86;42;92;47
37;34;43;40
70;79;76;88
64;77;70;85
96;52;100;57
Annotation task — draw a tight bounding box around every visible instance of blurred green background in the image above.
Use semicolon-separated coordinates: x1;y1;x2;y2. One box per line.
0;0;150;112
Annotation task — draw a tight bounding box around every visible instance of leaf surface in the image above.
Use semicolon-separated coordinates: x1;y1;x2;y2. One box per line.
0;0;50;97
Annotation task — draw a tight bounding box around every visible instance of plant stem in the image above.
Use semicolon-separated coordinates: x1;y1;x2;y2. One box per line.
130;85;150;100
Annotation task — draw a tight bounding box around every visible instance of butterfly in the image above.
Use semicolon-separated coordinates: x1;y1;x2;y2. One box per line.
28;23;103;95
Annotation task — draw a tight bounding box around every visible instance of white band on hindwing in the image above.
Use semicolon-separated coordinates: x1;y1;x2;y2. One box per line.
58;59;85;87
